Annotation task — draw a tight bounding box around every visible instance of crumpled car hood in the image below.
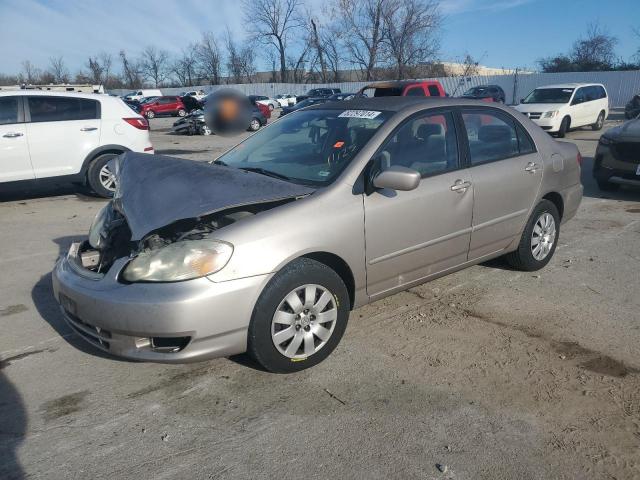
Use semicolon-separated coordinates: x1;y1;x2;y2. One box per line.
113;152;314;241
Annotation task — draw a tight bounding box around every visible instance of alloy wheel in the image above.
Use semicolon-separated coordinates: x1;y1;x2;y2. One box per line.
271;284;338;359
98;160;117;192
531;212;556;261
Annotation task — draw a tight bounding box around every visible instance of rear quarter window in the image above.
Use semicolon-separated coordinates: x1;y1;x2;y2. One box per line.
0;97;21;125
28;96;100;122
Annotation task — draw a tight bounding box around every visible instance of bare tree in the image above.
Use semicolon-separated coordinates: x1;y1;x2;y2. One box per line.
196;32;222;85
334;0;387;81
382;0;441;79
140;46;170;87
49;56;70;83
225;29;244;83
243;0;304;82
21;60;41;84
309;18;328;82
173;45;198;86
571;22;618;70
239;45;257;82
119;50;143;89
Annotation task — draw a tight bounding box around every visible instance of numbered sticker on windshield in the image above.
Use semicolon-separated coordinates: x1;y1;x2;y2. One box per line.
338;110;381;119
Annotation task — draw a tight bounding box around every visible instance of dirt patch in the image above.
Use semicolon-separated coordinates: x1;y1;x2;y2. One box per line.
626;208;640;213
40;390;90;421
126;364;217;398
0;304;28;316
0;348;57;370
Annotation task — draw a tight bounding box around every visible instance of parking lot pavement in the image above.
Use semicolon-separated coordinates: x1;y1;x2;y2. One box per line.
1;110;639;479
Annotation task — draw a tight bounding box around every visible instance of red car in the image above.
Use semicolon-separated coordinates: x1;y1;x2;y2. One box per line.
139;96;187;119
253;101;271;119
358;80;446;98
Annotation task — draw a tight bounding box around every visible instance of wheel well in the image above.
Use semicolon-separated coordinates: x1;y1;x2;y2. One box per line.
302;252;355;310
543;192;564;220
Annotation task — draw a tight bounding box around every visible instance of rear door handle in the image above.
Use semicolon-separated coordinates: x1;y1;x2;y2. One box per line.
3;132;23;138
525;162;540;173
80;127;98;131
450;180;471;193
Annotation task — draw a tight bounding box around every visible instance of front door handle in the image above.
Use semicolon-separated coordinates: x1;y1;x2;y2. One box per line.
3;132;23;138
450;179;471;193
80;127;98;132
525;162;540;173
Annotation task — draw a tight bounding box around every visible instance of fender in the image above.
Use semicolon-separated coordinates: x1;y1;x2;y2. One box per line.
79;144;131;177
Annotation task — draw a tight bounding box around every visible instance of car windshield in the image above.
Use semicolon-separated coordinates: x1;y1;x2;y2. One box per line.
216;108;390;186
523;88;574;104
464;87;489;95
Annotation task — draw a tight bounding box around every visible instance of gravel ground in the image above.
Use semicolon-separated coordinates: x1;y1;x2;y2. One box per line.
1;109;639;480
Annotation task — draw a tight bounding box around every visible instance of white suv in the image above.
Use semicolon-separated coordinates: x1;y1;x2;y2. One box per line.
0;91;153;197
515;83;608;137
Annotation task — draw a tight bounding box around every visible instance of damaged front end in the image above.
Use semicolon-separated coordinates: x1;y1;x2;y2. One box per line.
72;152;315;282
77;199;293;281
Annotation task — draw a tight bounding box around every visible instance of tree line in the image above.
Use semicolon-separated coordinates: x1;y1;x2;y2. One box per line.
0;0;444;89
539;23;640;73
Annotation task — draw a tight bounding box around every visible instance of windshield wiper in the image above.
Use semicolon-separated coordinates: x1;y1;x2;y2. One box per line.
238;167;292;181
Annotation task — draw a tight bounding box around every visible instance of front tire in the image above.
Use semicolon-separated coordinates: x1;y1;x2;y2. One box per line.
87;153;120;198
556;116;570;138
177;109;186;117
247;258;350;373
505;200;560;271
592;111;605;131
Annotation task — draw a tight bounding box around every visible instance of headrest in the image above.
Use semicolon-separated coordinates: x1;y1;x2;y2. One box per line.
479;125;512;143
417;123;444;139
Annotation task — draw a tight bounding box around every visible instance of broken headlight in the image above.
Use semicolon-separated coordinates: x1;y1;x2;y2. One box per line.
88;203;111;249
122;240;233;282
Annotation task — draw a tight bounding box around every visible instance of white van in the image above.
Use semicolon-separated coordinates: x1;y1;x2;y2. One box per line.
123;89;163;102
515;83;608;137
0;91;153;197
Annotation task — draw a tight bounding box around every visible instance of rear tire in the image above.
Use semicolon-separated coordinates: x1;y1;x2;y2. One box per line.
557;116;570;138
87;153;120;198
592;111;605;131
597;178;620;192
248;118;261;131
145;110;155;119
247;258;350;373
505;200;560;272
177;109;186;117
268;104;274;111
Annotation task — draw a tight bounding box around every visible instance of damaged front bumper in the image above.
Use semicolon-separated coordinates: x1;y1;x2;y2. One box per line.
52;243;271;362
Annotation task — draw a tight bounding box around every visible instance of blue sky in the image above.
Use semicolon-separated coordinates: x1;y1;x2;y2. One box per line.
0;0;638;75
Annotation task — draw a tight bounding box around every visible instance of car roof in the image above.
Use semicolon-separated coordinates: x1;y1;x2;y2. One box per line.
362;80;440;89
535;83;604;89
0;90;107;100
307;96;510;113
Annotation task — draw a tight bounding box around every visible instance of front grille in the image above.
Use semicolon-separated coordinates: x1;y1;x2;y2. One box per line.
63;309;111;350
527;112;542;120
613;142;640;163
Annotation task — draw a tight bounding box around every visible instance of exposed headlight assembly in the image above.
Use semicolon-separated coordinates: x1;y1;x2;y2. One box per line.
543;110;559;118
88;202;119;249
122;240;233;282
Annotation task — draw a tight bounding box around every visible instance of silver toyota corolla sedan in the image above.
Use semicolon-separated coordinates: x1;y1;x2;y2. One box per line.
53;97;583;372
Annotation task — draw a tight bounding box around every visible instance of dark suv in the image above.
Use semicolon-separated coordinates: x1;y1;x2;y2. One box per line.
460;85;506;103
296;88;341;102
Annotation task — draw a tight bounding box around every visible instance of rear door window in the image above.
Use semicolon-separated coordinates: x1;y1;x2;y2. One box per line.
462;109;522;165
406;87;425;96
27;96;100;122
427;85;441;97
0;96;21;125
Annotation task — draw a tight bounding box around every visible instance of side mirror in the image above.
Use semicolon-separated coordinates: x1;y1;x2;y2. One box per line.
519;98;524;104
373;165;421;191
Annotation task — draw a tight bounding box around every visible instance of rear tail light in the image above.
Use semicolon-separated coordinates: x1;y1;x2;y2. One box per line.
144;146;154;152
123;117;149;130
577;152;583;166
